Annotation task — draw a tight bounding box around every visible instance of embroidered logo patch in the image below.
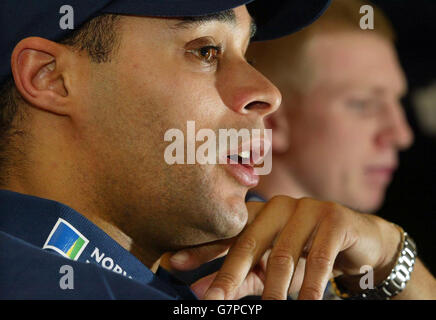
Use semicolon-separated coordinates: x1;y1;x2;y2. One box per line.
43;218;89;260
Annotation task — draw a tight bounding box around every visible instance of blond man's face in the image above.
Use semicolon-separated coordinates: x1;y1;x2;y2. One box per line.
281;32;413;212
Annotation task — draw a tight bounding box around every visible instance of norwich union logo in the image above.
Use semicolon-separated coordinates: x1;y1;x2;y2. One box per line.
43;218;89;261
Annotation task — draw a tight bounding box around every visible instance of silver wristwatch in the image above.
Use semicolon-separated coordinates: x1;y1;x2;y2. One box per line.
330;225;417;300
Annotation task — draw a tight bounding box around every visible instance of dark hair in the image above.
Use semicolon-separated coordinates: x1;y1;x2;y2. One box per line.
0;14;121;184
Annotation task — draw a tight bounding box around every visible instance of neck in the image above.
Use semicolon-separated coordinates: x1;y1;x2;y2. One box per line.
3;124;162;270
253;156;309;200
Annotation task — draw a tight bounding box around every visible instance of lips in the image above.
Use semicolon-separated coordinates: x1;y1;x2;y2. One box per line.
219;137;271;187
365;163;397;185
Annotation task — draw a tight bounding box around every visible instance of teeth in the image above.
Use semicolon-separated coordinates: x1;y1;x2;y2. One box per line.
227;151;251;164
238;151;250;159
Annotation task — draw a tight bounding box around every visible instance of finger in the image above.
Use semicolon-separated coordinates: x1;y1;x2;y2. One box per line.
262;198;322;300
298;214;348;300
191;271;265;300
168;238;234;271
246;201;266;224
288;258;306;296
204;195;297;300
191;272;217;299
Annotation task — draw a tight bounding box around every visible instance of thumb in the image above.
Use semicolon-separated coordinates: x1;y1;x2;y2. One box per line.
192;270;265;300
191;272;218;299
167;239;233;271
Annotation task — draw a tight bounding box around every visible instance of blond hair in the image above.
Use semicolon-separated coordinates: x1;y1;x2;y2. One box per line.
247;0;395;94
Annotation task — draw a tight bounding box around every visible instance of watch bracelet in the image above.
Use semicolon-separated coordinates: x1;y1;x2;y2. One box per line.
329;224;417;300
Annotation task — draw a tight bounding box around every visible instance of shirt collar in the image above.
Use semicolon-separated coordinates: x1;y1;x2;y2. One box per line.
0;189;197;299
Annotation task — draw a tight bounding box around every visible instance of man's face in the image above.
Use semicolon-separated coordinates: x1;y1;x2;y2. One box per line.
74;6;280;251
281;32;413;212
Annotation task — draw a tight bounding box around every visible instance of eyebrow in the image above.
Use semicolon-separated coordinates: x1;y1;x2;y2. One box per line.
172;9;257;39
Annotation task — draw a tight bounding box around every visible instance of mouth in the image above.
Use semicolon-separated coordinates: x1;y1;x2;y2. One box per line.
365;164;397;185
219;138;271;187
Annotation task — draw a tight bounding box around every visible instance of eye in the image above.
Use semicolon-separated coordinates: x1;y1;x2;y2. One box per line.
347;97;384;117
189;45;222;64
348;99;371;109
347;97;381;110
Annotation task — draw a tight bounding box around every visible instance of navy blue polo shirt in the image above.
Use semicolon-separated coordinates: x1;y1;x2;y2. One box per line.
0;189;197;299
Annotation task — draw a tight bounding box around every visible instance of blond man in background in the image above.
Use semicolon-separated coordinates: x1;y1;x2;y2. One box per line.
248;0;413;213
246;0;414;297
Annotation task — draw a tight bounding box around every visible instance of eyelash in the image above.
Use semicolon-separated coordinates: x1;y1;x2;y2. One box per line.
186;44;254;69
188;45;222;65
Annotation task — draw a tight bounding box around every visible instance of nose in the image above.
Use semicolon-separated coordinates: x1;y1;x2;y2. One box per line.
217;58;282;118
377;102;414;150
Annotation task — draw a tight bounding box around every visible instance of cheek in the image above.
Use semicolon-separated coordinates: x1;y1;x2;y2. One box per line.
128;65;222;128
291;115;368;179
323;123;369;173
289;111;343;158
103;65;231;195
116;37;228;134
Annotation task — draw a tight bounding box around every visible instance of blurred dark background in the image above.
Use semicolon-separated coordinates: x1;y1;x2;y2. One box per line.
372;0;436;274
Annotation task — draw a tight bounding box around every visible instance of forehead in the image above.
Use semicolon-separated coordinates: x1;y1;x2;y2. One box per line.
308;31;407;93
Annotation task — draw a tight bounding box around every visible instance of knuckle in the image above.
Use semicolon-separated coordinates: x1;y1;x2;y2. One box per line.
300;284;324;300
296;197;315;209
235;235;257;254
322;202;345;224
308;249;333;270
269;195;295;210
268;249;295;270
298;196;314;205
269;194;289;204
323;201;340;215
214;271;239;293
268;195;296;219
263;290;286;300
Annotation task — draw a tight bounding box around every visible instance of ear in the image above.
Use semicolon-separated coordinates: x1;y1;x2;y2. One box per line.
11;37;70;115
264;106;291;154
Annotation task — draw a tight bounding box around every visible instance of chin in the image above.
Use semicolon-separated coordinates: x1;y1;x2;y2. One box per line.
351;192;385;213
182;165;251;242
208;191;249;240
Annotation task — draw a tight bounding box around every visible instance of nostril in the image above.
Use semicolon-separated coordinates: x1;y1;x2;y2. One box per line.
244;101;270;111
